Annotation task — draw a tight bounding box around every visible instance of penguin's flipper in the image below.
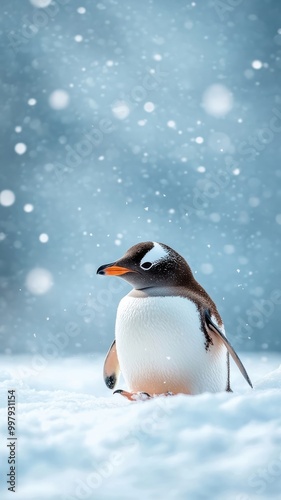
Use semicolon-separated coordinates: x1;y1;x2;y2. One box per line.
103;340;120;390
204;309;253;389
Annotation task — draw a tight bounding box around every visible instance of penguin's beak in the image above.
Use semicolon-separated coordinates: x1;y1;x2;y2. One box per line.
97;262;132;276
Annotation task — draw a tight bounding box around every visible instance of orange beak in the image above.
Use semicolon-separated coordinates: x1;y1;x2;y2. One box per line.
102;265;131;276
97;263;132;276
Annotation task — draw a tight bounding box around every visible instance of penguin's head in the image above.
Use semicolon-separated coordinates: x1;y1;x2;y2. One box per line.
96;241;194;289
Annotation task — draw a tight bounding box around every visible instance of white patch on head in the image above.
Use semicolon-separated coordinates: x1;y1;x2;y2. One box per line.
140;242;168;269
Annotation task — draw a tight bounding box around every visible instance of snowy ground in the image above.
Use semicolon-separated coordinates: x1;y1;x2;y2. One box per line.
0;353;281;500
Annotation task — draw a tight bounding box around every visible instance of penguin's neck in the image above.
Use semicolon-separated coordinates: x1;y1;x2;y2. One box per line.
127;285;222;327
128;285;193;298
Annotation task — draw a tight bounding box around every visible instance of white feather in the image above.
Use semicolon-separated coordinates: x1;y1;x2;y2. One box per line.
115;295;228;395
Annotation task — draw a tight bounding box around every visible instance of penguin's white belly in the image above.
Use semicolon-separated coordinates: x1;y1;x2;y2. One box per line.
115;295;228;395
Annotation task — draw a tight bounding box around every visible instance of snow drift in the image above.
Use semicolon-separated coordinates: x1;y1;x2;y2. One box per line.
0;354;280;500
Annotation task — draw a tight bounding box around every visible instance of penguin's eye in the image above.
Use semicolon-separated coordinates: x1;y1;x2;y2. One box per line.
140;261;152;270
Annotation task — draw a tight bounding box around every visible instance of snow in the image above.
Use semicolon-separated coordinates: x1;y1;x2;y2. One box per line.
77;7;86;15
14;143;27;155
25;268;53;295
27;98;37;106
167;120;176;128
48;90;70;110
197;166;206;173
0;190;16;207
39;233;49;243
252;60;263;70
144;102;155;113
0;354;280;500
202;84;233;118
23;204;34;213
111;101;130;120
29;0;52;9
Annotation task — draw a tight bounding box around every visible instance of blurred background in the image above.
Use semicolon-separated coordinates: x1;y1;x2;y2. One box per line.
1;0;281;358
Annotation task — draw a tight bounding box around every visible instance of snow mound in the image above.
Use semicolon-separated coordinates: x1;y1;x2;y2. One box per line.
0;354;280;500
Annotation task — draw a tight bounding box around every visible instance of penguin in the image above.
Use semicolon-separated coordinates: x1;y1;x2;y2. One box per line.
97;241;252;400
